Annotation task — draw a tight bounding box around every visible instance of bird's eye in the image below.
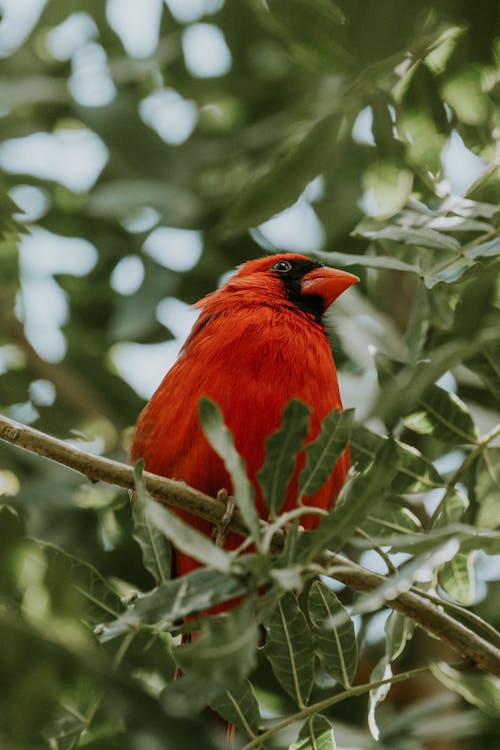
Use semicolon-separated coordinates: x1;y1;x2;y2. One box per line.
272;260;292;273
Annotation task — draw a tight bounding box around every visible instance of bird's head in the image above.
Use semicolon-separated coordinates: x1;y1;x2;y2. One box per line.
199;254;359;321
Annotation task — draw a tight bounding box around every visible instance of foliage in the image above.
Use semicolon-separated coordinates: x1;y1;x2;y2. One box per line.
0;1;499;749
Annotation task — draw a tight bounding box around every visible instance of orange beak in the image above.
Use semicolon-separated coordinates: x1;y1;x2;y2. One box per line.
301;266;359;312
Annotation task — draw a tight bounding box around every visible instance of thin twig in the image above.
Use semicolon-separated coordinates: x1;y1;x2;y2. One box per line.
1;413;500;677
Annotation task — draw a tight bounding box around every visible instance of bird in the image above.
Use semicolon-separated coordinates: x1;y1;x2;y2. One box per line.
130;253;358;582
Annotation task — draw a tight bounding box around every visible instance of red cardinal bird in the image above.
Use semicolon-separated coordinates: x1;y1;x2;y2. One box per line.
131;253;358;580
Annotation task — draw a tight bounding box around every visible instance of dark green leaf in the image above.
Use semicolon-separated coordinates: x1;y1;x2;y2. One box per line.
223;113;341;231
309;581;357;687
300;440;398;560
210;680;260;738
258;399;311;519
298;409;354;499
264;593;314;707
268;0;347;71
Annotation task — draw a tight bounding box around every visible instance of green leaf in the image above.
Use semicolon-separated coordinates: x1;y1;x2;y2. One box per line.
438;551;476;605
267;0;347;71
174;600;259;684
300;439;398;561
464;235;500;259
298;409;354;499
316;248;421;274
476;448;500;528
368;611;414;739
258;399;311;519
368;656;393;741
199;397;261;546
308;581;358;687
132;461;172;584
209;680;260;738
356;223;461;251
41;544;124;625
351;425;442;493
145;499;232;573
264;592;314;708
223;113;340;231
361;161;414;220
404;284;431;363
291;715;336;750
430;662;500;717
466;341;500;401
103;567;249;640
360;501;422;539
404;384;479;445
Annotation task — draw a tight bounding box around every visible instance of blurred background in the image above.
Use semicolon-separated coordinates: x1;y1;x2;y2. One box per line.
0;1;499;749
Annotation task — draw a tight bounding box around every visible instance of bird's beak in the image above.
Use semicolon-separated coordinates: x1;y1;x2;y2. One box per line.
301;266;359;311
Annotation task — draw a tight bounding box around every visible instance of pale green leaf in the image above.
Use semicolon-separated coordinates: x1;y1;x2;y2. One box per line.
351;424;442;493
145;501;231;573
309;581;358;687
291;715;336;750
404;384;478;445
102;567;248;640
430;662;500;717
476;448;500;528
175;600;259;683
356;223;461;250
199;397;261;546
133;461;171;584
438;551;476;605
258;399;311;519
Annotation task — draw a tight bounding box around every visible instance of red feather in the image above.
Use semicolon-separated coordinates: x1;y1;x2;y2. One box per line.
131;254;358;579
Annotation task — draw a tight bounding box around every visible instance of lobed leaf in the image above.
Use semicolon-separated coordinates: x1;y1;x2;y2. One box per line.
298;408;354;500
258;399;311;519
299;439;398;562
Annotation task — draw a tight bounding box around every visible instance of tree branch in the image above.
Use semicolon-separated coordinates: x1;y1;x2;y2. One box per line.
1;413;499;678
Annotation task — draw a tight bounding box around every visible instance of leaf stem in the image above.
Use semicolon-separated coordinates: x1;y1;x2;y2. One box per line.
240;664;431;750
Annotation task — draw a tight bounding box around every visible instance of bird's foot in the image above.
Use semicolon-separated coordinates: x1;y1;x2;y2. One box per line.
213;488;235;547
